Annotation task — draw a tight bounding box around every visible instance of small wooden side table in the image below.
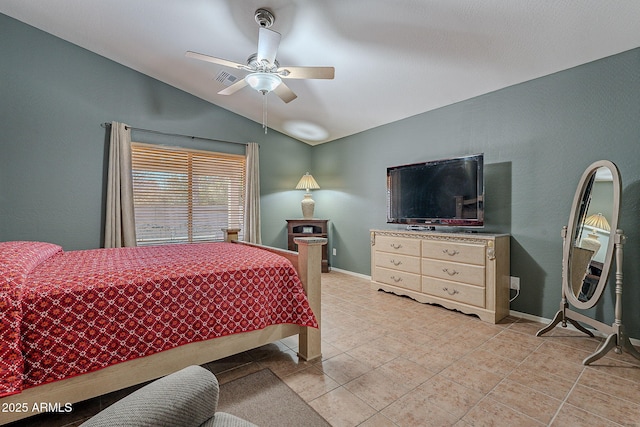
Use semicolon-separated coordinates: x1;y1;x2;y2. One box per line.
286;219;329;272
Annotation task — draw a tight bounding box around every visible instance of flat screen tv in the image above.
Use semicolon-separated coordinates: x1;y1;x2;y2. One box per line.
387;153;484;227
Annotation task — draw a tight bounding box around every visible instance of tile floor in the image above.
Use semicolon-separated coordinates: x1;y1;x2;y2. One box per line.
8;271;640;426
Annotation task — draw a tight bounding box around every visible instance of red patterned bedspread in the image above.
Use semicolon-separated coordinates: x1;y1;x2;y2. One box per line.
0;241;317;397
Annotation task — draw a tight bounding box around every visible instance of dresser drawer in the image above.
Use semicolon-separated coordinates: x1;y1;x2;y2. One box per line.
422;259;485;287
422;276;485;307
375;235;421;256
422;240;485;265
375;252;420;274
374;267;421;291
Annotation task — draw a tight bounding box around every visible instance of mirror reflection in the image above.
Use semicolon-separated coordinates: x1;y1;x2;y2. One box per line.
569;167;614;302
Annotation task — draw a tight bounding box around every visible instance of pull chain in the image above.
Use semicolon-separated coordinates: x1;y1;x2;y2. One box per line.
262;93;268;134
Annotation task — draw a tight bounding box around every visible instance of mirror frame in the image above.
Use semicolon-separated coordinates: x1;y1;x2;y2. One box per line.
563;160;621;309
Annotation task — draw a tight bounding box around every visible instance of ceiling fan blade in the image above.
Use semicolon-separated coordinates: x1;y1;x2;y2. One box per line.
279;66;335;80
186;51;245;70
257;27;281;64
218;78;248;95
273;82;297;103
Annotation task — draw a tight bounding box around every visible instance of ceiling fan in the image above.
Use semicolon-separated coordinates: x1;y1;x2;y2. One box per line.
186;8;335;104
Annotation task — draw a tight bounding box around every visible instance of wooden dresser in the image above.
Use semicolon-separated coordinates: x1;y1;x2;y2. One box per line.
370;229;510;323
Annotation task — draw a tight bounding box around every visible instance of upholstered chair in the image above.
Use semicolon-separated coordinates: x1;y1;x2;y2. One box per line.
80;365;256;427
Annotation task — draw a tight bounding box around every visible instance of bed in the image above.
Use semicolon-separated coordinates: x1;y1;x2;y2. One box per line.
0;232;325;424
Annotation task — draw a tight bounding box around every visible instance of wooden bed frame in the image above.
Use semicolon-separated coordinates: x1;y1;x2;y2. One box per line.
1;233;326;424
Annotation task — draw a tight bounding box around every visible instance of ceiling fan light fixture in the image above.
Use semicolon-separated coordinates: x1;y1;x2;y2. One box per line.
245;72;281;94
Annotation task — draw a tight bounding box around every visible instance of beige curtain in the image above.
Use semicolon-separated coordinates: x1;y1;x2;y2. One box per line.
243;142;261;244
104;122;137;248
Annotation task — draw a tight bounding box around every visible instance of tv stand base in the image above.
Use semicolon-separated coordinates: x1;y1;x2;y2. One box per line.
406;225;435;231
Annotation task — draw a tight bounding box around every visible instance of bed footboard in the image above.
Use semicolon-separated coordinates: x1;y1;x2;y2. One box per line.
291;237;325;361
224;232;326;361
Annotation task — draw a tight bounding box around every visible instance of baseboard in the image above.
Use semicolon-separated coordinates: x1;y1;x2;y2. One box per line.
510;309;640;347
327;267;371;281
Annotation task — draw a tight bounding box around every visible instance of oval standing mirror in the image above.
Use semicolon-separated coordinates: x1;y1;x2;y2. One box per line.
538;159;640;365
564;161;620;309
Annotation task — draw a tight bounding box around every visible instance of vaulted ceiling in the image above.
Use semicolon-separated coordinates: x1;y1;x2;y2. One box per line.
3;1;640;145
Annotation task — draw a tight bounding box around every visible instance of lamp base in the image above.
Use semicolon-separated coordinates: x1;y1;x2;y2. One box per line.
581;233;601;254
301;193;315;219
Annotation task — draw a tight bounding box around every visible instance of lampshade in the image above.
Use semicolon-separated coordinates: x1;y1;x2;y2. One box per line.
295;172;320;192
245;72;282;94
584;213;610;231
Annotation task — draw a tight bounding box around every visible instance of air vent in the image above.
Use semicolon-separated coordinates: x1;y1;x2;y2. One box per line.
215;70;239;87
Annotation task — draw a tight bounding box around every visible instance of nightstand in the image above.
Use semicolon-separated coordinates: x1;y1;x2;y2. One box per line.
286;219;329;272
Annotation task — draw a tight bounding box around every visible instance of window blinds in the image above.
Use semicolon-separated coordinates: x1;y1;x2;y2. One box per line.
131;142;245;245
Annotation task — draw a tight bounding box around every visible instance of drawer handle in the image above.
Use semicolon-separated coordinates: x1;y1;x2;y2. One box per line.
390;243;403;250
442;268;459;276
442;287;459;296
442;249;459;256
390;276;403;283
390;259;402;266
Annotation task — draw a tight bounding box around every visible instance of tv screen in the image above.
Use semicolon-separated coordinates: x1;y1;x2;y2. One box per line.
387;154;484;227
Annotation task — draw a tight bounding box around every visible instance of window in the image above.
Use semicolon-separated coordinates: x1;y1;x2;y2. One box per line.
131;142;245;245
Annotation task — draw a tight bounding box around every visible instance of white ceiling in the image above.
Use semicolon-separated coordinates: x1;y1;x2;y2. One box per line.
3;1;640;145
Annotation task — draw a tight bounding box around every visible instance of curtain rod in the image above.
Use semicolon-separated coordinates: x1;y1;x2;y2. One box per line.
101;122;249;146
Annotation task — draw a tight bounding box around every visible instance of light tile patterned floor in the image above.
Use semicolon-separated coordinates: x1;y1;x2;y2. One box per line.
214;271;640;427
13;271;640;426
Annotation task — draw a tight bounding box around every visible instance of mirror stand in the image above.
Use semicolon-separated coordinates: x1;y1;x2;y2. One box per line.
537;228;640;365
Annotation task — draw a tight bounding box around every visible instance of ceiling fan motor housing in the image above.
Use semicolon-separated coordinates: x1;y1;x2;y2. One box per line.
246;53;279;71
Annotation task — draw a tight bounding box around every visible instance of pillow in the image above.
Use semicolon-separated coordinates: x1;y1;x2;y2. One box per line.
0;241;62;397
0;241;63;286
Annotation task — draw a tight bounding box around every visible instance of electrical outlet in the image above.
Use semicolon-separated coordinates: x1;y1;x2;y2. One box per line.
332;248;337;256
510;276;520;291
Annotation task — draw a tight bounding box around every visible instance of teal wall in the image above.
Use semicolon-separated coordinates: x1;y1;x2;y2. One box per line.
2;13;640;338
0;13;311;250
312;48;640;337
